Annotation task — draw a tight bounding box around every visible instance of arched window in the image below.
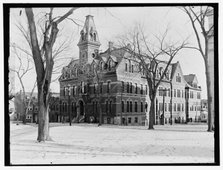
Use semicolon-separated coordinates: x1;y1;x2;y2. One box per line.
93;33;96;41
130;101;132;112
135;102;138;112
141;102;143;112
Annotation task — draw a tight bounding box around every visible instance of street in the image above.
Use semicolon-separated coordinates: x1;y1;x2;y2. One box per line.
10;122;214;164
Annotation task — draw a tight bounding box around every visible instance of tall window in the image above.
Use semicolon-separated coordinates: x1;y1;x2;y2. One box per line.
127;101;129;112
106;101;108;113
131;65;134;73
122;101;124;112
145;102;148;112
109;101;112;113
182;103;184;111
145;85;148;95
177;103;181;111
130;101;132;112
125;63;128;72
174;103;176;111
100;82;103;93
130;83;132;93
165;103;167;111
159;87;163;96
127;82;129;93
197;92;201;99
176;73;181;82
174;89;176;97
177;89;181;98
107;81;111;93
140;84;143;95
135;102;138;112
169;103;171;111
122;81;124;92
135;83;138;94
141;102;143;112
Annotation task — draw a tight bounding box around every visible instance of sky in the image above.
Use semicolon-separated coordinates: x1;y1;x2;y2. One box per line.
9;6;210;99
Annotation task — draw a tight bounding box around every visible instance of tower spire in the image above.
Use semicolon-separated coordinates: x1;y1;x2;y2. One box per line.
78;15;101;64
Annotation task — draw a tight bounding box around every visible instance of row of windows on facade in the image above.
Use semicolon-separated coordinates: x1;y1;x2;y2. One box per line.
158;87;201;99
127;117;139;124
124;63;171;81
122;101;148;113
157;103;200;112
62;81;148;96
61;59;116;80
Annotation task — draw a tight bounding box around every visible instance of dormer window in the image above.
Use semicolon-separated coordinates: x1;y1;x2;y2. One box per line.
176;73;181;83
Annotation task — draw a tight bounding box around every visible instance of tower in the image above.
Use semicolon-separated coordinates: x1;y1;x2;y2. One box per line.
78;15;101;64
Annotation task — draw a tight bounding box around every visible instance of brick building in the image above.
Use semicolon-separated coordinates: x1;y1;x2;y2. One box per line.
59;15;202;125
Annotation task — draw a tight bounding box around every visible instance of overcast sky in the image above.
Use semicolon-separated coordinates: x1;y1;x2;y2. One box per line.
9;6;209;99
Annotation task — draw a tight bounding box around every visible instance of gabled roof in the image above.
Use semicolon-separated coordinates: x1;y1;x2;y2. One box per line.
184;74;195;84
170;62;178;79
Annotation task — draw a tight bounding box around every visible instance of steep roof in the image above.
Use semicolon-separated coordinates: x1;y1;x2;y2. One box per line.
170;62;178;79
184;74;195;84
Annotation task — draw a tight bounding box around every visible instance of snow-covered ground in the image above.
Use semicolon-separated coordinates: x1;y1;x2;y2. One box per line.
10;122;214;164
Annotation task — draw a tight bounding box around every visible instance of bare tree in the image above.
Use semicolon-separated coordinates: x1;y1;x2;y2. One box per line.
181;6;214;131
119;25;187;129
10;46;36;124
25;8;78;142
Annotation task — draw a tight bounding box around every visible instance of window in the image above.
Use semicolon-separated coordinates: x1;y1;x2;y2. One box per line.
140;84;143;95
122;81;124;92
135;102;138;112
127;82;129;93
174;103;176;111
100;82;103;93
131;65;134;73
145;85;148;95
107;81;111;93
135;83;138;94
122;101;124;112
182;103;184;111
165;103;167;111
94;84;96;94
141;102;143;112
130;101;133;112
159;87;163;96
145;102;148;112
125;63;128;72
197;92;201;99
64;87;66;96
135;117;138;123
177;103;181;111
177;89;181;98
109;101;112;113
128;117;132;124
169;103;171;111
127;101;129;112
176;73;181;82
174;89;176;97
130;83;132;93
106;101;108;113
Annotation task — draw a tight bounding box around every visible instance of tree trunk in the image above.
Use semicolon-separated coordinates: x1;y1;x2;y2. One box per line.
204;59;214;131
148;97;155;129
37;90;51;141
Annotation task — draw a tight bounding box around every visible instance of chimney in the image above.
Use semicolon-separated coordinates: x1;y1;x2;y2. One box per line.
108;41;114;50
